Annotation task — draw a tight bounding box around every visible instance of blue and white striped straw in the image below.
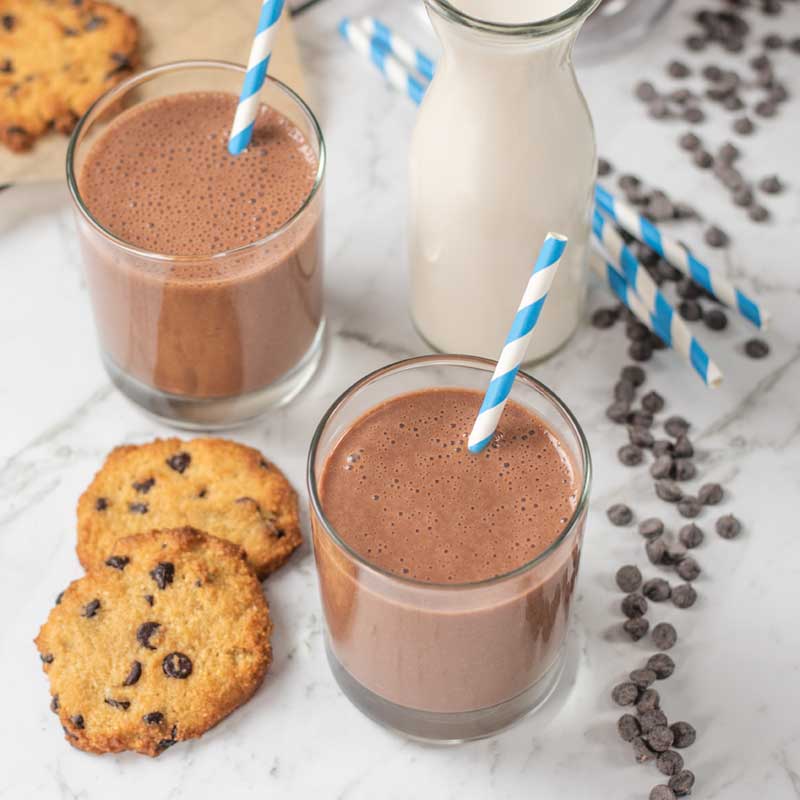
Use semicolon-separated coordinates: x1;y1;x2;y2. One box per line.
591;256;723;388
339;18;427;106
595;184;768;330
468;233;568;454
228;0;285;156
358;16;436;82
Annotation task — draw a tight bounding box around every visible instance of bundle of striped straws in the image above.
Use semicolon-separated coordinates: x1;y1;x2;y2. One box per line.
338;15;773;388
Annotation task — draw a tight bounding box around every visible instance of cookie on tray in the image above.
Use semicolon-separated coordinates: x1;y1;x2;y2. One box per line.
35;527;272;756
77;438;302;580
0;0;140;151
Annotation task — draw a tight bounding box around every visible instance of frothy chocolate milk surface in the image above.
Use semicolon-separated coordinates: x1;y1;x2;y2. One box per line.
320;388;578;583
79;91;317;256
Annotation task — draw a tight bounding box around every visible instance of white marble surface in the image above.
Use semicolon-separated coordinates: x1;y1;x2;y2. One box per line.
2;1;800;798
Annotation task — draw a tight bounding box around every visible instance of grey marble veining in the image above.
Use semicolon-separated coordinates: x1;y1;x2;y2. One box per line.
1;1;799;797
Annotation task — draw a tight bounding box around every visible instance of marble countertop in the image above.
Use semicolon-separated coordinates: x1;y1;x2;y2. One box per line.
2;1;799;798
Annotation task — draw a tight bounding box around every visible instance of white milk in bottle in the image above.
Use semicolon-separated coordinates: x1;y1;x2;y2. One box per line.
409;0;599;361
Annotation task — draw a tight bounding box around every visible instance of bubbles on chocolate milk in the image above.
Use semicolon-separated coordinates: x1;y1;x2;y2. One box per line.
77;92;318;260
319;388;579;584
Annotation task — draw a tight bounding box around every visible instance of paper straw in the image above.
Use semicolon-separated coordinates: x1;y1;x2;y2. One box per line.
228;0;285;156
468;233;567;454
358;16;437;82
338;18;427;105
591;256;723;388
594;184;768;330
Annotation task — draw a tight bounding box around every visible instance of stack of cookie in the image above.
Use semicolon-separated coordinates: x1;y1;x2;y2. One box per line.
35;438;302;756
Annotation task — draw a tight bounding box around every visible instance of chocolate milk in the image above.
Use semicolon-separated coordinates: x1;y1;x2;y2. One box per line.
76;91;322;399
315;388;586;714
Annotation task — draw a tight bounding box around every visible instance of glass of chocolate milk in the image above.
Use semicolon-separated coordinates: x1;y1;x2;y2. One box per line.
308;355;591;741
67;61;325;428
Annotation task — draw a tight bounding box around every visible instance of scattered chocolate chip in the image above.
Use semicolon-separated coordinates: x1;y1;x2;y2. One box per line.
657;750;684;777
70;714;85;729
591;307;617;329
629;410;655;429
704;225;728;248
630;668;658;689
128;502;149;514
628;338;653;363
679;523;704;548
647;725;675;752
673;435;694;458
677;496;702;519
95;497;109;511
627;321;651;342
82;599;101;618
663;540;688;566
748;204;770;222
665;416;690;437
647;653;676;679
670;721;697;748
716;513;742;539
137;621;161;650
633;736;657;764
640;708;668;732
656;480;683;503
718;141;740;163
676;278;702;301
678;132;701;151
618;444;644;466
696;483;722;506
639;518;665;540
616;565;643;593
123;660;142;687
636;81;658;102
41;653;54;664
166;452;191;473
608;503;633;526
607;400;631;424
673;459;696;482
630;427;655;449
624;617;650;641
614;380;636;403
105;697;131;711
649;785;676;800
132;477;156;494
618;713;641;741
676;299;701;324
651;455;675;480
733;115;754;134
637;688;661;713
643;578;672;602
150;562;175;591
724;94;744;111
755;100;777;118
693;149;713;169
647;537;668;565
684;106;705;124
640;392;665;415
672;583;698;609
733;186;754;207
668;60;691;78
744;338;770;358
163;652;193;679
621;364;646;386
676;557;701;582
652;622;678;651
703;308;728;331
105;555;129;570
143;711;165;725
669;770;696;797
612;681;640;706
652;440;674;458
759;174;783;194
702;64;723;82
622;593;648;618
597;157;612;176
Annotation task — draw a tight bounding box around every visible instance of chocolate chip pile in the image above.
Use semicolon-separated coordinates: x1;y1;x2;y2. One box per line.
603;362;745;798
632;0;797;237
591;231;770;361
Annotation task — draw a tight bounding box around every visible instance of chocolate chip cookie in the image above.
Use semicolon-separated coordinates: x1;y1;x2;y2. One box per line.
0;0;139;151
35;528;272;756
77;438;302;579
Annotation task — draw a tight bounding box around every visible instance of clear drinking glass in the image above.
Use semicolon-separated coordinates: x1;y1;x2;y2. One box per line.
307;355;592;742
67;61;326;429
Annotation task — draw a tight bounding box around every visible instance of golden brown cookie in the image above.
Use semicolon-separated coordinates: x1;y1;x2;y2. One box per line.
0;0;139;152
77;438;302;579
35;528;272;756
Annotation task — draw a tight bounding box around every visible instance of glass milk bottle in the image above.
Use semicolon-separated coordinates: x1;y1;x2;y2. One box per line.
410;0;599;362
